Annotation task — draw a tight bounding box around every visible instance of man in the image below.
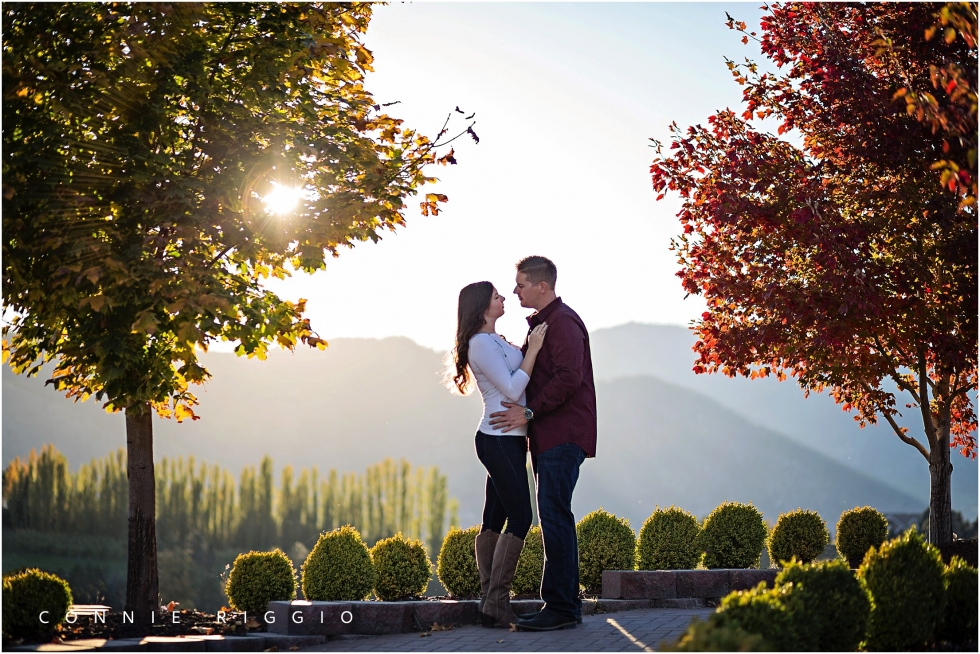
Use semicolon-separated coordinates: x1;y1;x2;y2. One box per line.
489;255;597;632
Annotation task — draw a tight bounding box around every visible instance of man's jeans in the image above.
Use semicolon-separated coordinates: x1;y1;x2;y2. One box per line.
531;442;586;620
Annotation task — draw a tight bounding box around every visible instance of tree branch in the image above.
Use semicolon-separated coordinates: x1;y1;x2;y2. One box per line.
872;334;920;401
882;409;932;462
208;20;242;87
918;348;939;449
206;245;236;269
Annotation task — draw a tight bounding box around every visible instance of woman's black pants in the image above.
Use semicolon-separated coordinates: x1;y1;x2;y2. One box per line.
475;431;532;539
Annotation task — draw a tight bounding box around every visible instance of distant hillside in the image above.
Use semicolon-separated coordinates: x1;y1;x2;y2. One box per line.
583;376;922;526
3;334;930;529
591;323;978;519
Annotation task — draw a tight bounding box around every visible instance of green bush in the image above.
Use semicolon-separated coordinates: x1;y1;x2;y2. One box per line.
858;527;945;651
674;558;872;652
636;506;701;570
302;525;375;601
370;533;432;601
775;558;870;651
2;568;73;641
436;525;480;598
938;556;978;646
715;582;797;651
836;506;888;568
224;549;296;614
698;502;768;569
767;509;829;565
513;525;544;596
577;508;637;593
663;615;774;651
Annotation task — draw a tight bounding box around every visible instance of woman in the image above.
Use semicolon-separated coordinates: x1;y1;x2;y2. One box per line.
450;281;547;628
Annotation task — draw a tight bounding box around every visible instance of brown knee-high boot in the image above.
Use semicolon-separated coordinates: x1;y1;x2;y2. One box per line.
483;532;524;628
475;530;499;623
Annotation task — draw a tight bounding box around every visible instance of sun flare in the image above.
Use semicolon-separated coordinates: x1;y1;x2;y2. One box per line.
261;183;304;216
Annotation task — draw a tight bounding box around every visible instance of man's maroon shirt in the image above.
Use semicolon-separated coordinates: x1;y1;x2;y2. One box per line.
521;297;598;458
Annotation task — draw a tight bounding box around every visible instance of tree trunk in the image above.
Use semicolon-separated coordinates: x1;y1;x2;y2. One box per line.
928;422;954;549
125;405;159;624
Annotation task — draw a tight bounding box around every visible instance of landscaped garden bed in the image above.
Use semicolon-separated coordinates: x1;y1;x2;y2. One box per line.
5;502;977;652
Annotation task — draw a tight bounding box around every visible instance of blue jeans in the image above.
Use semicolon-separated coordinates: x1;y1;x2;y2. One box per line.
531;442;586;620
475;432;533;539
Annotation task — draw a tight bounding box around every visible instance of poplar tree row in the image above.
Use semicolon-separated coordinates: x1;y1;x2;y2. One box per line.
3;445;454;553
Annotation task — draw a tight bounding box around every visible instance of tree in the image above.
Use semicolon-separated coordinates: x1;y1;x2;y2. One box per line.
650;2;976;549
2;3;472;621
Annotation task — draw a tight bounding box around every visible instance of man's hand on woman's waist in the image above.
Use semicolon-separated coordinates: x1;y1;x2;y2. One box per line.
488;401;528;433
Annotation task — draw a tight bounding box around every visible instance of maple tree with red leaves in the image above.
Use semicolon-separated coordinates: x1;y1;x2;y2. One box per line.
651;2;976;549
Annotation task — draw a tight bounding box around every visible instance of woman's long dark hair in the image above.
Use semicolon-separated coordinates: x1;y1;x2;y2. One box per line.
450;281;494;394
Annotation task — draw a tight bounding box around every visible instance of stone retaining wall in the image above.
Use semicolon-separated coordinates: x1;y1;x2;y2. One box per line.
601;569;779;600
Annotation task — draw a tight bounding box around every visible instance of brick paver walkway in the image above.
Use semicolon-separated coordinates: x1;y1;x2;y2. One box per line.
301;608;713;652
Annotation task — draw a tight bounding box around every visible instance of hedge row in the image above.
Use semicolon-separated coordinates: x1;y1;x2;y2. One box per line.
224;527;433;611
668;528;978;651
7;504;974;650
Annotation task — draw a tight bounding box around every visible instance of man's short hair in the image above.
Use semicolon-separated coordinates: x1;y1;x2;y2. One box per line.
516;256;557;290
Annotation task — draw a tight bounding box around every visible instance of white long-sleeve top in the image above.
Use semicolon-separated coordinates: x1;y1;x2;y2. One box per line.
468;333;529;436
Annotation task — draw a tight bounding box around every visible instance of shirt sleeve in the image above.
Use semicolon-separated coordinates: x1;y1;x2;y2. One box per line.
468;335;531;402
526;316;584;415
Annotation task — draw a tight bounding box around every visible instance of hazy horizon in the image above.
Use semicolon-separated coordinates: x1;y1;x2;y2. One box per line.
5;323;975;523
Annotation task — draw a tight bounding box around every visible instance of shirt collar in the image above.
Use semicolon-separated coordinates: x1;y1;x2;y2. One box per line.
527;296;563;327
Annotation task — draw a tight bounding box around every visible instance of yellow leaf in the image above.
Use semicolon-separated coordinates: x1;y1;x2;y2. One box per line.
174;404;198;423
89;295;106;312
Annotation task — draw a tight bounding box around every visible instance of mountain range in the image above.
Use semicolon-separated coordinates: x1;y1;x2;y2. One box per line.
3;323;975;533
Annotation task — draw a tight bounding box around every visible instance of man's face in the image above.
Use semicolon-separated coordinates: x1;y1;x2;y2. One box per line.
514;272;545;309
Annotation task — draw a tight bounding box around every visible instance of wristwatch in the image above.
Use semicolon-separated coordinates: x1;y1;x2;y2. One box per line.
523;407;535;421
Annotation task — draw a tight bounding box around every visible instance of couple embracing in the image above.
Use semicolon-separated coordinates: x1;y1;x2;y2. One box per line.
449;256;597;632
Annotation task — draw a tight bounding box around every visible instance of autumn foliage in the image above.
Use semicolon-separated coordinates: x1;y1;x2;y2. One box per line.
651;2;976;547
2;3;472;620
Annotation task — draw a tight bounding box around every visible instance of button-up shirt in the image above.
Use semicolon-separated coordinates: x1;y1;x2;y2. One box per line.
522;297;598;457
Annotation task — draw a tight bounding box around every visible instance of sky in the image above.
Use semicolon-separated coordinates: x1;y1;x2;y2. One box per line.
259;3;771;352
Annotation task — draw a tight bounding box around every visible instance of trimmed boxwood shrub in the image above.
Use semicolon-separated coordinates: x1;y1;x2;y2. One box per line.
858;527;945;651
775;558;870;651
2;568;73;641
714;582;796;651
577;508;636;593
836;506;888;568
672;558;873;651
664;615;772;652
513;525;544;596
436;525;480;598
636;506;700;570
302;525;375;601
225;549;296;614
767;509;829;565
938;556;978;646
370;533;432;600
698;502;768;569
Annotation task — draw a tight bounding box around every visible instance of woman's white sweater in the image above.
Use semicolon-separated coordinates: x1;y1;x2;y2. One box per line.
467;333;529;436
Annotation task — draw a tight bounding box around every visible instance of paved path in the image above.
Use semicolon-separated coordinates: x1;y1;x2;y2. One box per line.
301;608;713;652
